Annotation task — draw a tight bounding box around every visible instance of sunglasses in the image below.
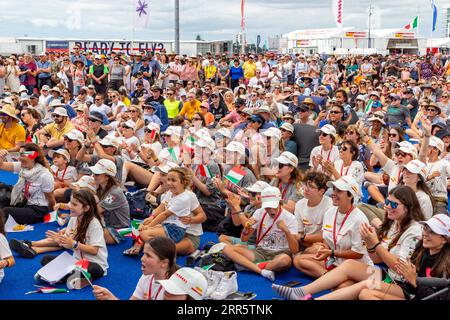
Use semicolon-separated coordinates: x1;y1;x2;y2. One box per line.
121;125;132;129
95;99;102;101
385;198;400;209
129;110;138;113
320;132;330;137
388;133;398;137
279;163;289;169
340;146;348;152
192;117;202;121
330;110;342;114
167;93;174;96
345;131;355;135
52;114;62;118
20;112;27;117
426;108;438;112
395;151;408;158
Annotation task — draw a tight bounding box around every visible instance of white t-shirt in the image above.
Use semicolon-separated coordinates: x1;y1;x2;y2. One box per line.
163;190;197;229
12;163;54;207
111;101;126;115
295;196;333;235
309;145;340;173
0;234;12;283
382;159;402;191
132;274;165;300
252;208;298;252
119;136;141;161
426;159;450;199
322;206;373;266
334;160;365;186
50;165;78;183
380;221;422;282
158;146;182;164
416;190;433;220
65;217;109;274
161;190;202;236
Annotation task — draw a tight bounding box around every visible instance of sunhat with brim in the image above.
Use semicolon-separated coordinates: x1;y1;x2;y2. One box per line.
225;141;245;156
48;149;71;162
327;175;361;198
195;136;215;151
282;113;295;121
49;99;64;108
419;214;450;237
261;187;282;209
52;107;68;117
216;128;231;138
276;151;298;167
246;181;271;193
99;136;120;149
368;114;386;125
64;129;85;144
70;176;97;193
157;268;208;300
89;159;117;177
280;122;294;134
262;127;282;140
123;120;136;131
49;87;62;95
0;104;19;121
255;105;272;114
403;160;427;180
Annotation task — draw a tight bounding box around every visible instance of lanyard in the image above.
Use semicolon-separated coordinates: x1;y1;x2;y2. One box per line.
148;275;163;300
24;181;31;199
332;205;354;250
321;147;332;162
340;162;351;177
256;207;282;246
56;166;68;183
278;182;290;201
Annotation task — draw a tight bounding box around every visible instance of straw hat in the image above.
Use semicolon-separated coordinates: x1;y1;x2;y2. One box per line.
0;104;19;121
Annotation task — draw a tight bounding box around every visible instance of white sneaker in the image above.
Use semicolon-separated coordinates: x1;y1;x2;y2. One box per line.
210;271;238;300
66;270;91;290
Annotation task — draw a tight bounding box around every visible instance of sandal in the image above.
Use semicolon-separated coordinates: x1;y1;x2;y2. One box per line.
123;244;142;257
9;239;37;259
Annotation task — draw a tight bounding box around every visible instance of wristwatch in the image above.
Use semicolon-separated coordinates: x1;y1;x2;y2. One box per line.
72;240;79;249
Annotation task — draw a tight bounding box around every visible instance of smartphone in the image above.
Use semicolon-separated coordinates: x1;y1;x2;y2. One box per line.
281;280;301;287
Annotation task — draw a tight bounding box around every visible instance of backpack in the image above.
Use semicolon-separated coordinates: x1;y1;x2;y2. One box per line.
198;252;237;272
125;189;152;219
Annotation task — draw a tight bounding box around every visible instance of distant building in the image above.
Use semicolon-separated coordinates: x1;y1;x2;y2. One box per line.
444;5;450;38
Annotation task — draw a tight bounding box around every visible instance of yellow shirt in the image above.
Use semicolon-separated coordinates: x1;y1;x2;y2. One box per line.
242;61;256;79
164;99;182;119
204;65;217;80
44;121;75;140
0;121;26;150
179;99;201;120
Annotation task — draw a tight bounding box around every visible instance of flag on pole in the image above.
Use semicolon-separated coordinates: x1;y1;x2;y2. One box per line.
431;0;437;32
134;0;150;29
131;220;141;240
404;16;418;29
39;287;69;294
241;0;245;29
44;211;58;223
365;99;374;115
333;0;343;30
116;227;132;237
224;166;246;185
198;164;213;178
168;148;179;162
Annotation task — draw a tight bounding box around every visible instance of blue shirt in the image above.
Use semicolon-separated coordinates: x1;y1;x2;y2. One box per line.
36;61;51;78
70;54;87;65
230;66;244;80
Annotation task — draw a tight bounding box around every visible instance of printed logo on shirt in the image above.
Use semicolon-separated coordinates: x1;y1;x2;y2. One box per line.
302;218;312;225
323;224;333;233
104;194;116;205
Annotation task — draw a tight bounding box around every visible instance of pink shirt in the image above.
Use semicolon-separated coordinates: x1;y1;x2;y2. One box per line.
168;62;183;81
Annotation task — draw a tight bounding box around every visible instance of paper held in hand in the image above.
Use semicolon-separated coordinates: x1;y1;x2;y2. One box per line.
36;251;78;284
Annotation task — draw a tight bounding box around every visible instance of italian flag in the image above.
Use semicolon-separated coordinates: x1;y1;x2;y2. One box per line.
198;164;213;178
39;287;69;294
365;99;373;115
75;259;90;273
225;166;246;185
131;220;141;240
183;136;196;155
168;148;179;162
117;227;132;237
404;16;418;29
44;211;57;223
25;134;39;144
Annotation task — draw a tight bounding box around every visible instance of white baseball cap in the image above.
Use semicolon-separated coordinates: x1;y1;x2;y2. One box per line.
195;136;215;151
193;127;211;140
420;214;450;237
403;160;427;180
70;176;97;192
157;267;208;300
162;126;182;137
429;136;445;153
19;85;27;93
318;124;337;137
246;181;271;193
262;127;282;140
89;159;117;177
327;175;361;198
216;128;231;138
225;141;246;156
153;162;178;174
261;186;282;209
52;107;68;117
123;120;136;131
99;136;120;149
146;122;160;133
276;151;298;167
396;141;418;158
64;129;85;144
41;85;50;91
48;149;70;162
280;122;294;134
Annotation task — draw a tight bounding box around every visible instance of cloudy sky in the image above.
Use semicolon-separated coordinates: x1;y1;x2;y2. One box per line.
0;0;446;42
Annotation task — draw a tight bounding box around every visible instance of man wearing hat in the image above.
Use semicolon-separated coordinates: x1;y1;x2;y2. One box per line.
219;97;246;127
131;71;150;93
36;107;74;150
401;87;419;120
296;103;314;126
145;85;165;105
222;186;299;282
88;55;109;95
0;104;26;151
36;53;52;90
385;93;412;128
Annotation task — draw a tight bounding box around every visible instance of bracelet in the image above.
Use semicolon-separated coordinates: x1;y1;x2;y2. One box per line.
331;249;335;258
367;242;381;253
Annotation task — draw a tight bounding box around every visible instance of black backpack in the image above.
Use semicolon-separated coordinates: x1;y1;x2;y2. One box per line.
125;189;152;219
198;252;237;272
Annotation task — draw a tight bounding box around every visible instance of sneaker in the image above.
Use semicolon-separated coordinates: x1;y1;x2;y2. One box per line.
9;239;37;258
210;271;238;300
195;267;222;299
66;270;91;290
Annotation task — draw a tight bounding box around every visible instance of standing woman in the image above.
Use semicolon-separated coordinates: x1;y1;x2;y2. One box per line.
121;56;132;91
5;57;20;93
0;59;6;95
60;57;74;92
0;144;55;225
157;54;170;89
108;57;125;91
72;60;86;96
180;57;198;87
218;58;230;87
418;55;434;82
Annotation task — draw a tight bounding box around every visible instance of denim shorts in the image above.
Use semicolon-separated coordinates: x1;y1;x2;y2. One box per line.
106;227;125;244
163;223;186;243
229;236;256;250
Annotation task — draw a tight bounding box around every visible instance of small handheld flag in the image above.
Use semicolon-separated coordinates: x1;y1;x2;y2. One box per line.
44;210;58;223
198;164;213;178
224;166;246;185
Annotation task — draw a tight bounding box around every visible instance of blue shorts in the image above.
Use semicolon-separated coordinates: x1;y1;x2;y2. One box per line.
106;227;125;244
229;236;256;250
163;223;186;243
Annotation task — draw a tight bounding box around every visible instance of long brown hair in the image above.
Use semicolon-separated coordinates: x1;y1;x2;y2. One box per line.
71;189;102;243
22;143;51;172
146;237;178;278
96;175;120;201
410;240;450;279
377;185;426;250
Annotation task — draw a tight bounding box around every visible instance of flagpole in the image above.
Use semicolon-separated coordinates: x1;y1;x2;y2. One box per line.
175;0;180;54
132;0;135;56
